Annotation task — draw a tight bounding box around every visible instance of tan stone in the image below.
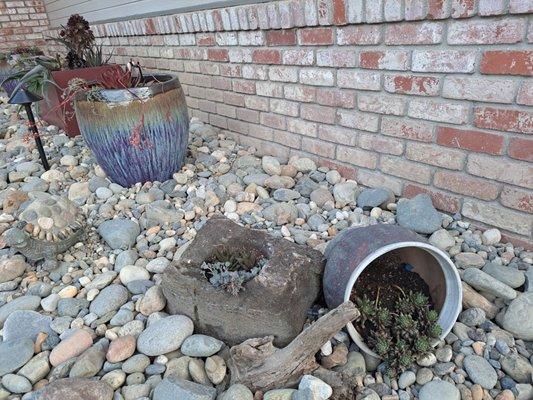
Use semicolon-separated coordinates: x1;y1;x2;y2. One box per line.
49;330;93;366
106;335;136;363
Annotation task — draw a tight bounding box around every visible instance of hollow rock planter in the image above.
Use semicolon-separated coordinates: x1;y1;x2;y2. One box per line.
74;74;189;187
162;216;324;347
323;224;462;357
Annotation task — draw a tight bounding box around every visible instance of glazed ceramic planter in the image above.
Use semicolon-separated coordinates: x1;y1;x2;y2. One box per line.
323;224;462;357
40;64;123;137
74;74;189;187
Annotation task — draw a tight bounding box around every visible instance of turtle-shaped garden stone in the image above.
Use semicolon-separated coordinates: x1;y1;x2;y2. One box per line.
3;193;85;270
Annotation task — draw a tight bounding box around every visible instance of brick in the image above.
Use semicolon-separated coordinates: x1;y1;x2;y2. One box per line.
265;29;297;46
256;4;269;29
298;27;334;45
434;171;500;200
508;137;533;162
225;92;246;107
473;107;533;134
319;159;358;180
451;0;476;18
337;25;382;45
301;104;336;124
273;129;302;148
270;99;299;117
318;124;357;145
428;0;451;19
256;81;284;98
384;0;403;21
517;81;533;106
337;146;378;169
408;99;469;124
207;48;229;62
299;68;335;86
210;114;227;129
436;126;504;155
358;93;406;116
252;49;282;64
237;7;249;30
381;156;432;184
216;103;236;118
332;0;347;24
467;153;533;189
337;109;380;132
267;3;281;29
509;0;533;13
268;66;299;82
228;118;249;135
406;142;466;169
412;50;476;73
337;70;381;91
245;95;269;111
198;99;216;113
359;50;410;71
403;184;461;213
232;80;255;94
302;137;336;158
316;88;356;108
220;64;242;77
346;0;364;23
247;5;259;29
384;75;440;96
443;77;518;104
278;1;293;28
284;85;317;102
196;33;215;46
478;0;508;16
238;31;264;46
242;65;268;80
287;118;318;136
282;49;314;65
500;186;533;213
317;0;333;24
359;170;403;195
404;0;428;20
317;49;357;67
480;51;533;76
211;76;230;90
304;0;319;26
365;0;384;22
381;117;435;142
462;200;531;236
359;134;404;156
385;22;444;45
236;107;259;123
448;18;526;44
260;112;287;130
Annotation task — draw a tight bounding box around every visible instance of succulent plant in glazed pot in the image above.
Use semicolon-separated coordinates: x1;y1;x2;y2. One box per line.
72;69;190;187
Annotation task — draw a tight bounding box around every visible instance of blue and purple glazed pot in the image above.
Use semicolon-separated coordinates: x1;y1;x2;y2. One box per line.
74;74;189;187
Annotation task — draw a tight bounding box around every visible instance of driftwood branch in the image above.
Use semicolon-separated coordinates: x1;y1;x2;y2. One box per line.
228;301;360;392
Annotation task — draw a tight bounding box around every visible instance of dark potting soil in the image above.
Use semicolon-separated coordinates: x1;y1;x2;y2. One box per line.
351;252;434;336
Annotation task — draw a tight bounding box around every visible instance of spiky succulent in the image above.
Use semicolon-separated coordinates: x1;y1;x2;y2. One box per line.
354;289;442;377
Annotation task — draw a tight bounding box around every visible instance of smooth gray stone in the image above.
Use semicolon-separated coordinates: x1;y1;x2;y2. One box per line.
3;310;53;341
0;338;34;376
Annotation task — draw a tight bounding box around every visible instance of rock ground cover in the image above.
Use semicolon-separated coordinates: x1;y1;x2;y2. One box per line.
0;96;531;400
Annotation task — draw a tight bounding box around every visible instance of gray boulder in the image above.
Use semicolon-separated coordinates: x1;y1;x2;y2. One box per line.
98;219;140;249
396;194;441;234
153;376;216;400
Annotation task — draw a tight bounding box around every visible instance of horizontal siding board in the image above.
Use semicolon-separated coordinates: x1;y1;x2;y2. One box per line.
44;0;271;27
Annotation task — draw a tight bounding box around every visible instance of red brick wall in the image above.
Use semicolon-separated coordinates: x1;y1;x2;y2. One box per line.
0;0;48;50
49;0;533;245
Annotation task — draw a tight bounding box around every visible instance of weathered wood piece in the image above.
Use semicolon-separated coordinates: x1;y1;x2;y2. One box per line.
227;301;360;392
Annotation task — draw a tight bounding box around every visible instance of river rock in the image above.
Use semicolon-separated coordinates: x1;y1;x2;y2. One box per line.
26;378;113;400
18;351;51;384
49;329;93;366
455;252;485;268
181;334;223;357
205;355;226;385
120;265;150;285
396;194;441;234
137;315;194;356
3;310;53;341
357;187;393;209
0;295;41;327
482;262;525;289
153;376;216;400
98;219;140;249
332;181;358;207
463;268;517;300
221;384;253;400
482;228;501;246
107;335;136;363
419;380;460;400
500;353;533;383
463;355;498;389
0;338;34;376
89;284;129;316
0;257;27;283
1;374;32;393
429;229;455;251
69;342;107;378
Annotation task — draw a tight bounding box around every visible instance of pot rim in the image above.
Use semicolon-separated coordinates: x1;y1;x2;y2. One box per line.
75;73;180;103
343;240;463;358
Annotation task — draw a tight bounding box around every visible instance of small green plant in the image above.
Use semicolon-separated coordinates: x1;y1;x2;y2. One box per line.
355;290;442;376
201;247;266;296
